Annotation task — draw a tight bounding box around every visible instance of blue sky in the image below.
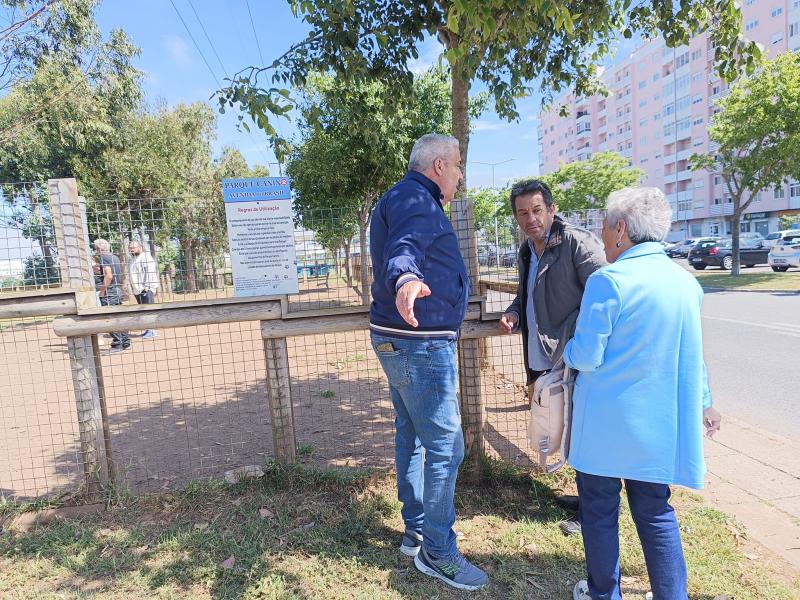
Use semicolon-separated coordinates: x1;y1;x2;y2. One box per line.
93;0;544;189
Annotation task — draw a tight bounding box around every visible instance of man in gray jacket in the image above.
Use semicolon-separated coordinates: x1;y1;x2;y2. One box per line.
498;179;606;533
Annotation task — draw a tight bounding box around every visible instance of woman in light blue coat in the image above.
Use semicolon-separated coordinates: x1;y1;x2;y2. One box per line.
564;187;721;600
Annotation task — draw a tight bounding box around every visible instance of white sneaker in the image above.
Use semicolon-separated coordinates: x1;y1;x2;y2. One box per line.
573;580;591;600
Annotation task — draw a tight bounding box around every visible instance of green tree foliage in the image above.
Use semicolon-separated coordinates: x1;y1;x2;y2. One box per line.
691;53;800;275
1;0;104;92
286;68;459;303
219;0;759;188
22;254;59;286
779;215;800;231
541;151;645;213
0;5;141;281
470;186;517;255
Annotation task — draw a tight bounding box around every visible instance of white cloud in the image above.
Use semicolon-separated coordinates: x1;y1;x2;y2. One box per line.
164;35;192;67
408;39;444;74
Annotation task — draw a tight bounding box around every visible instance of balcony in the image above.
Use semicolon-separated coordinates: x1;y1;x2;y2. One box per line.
710;203;734;216
667;191;693;204
791;197;800;209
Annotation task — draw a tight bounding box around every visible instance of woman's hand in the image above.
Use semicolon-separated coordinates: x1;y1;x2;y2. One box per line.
703;406;722;438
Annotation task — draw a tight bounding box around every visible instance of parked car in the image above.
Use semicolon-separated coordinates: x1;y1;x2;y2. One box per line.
478;250;499;266
687;238;770;270
764;229;800;249
668;237;718;258
499;251;518;268
767;233;800;272
738;231;765;249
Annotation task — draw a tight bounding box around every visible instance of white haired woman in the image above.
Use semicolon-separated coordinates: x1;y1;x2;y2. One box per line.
564;188;721;600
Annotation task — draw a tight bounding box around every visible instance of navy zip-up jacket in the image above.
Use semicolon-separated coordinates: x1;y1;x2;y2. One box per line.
369;170;470;339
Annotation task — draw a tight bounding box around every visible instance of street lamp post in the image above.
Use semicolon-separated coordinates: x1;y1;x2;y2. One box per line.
469;158;517;267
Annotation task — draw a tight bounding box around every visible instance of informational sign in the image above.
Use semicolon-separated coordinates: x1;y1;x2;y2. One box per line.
222;177;299;297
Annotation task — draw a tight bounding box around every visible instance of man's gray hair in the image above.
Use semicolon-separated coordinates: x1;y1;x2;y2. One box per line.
408;134;459;172
93;238;111;252
606;187;673;243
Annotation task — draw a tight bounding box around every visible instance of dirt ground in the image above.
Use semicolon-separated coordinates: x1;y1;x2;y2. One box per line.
0;309;532;500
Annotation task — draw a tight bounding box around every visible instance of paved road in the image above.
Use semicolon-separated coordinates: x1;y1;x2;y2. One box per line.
701;290;799;439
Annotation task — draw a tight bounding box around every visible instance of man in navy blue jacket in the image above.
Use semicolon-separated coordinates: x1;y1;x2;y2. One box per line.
369;134;488;591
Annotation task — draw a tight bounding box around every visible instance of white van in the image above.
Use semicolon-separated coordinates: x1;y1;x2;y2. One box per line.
764;229;800;248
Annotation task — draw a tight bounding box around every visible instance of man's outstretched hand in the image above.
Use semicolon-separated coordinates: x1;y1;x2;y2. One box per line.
396;279;432;327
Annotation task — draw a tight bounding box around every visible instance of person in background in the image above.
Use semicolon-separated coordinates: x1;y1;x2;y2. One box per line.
128;240;159;339
564;187;721;600
94;238;130;352
498;178;606;536
369;133;488;591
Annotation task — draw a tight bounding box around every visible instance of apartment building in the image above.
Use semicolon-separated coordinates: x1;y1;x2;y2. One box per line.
537;0;800;240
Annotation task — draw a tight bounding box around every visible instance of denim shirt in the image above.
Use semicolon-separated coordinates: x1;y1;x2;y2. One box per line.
526;239;553;371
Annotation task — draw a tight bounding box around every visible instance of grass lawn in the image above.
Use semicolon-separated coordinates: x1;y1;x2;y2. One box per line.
694;270;800;291
1;462;797;600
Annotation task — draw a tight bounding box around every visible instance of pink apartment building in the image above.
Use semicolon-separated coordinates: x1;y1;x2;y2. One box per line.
537;0;800;240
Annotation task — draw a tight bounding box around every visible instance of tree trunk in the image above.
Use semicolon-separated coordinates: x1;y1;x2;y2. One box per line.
118;232;133;301
450;57;484;482
343;240;353;288
32;198;59;283
182;239;198;293
451;61;471;188
731;206;742;276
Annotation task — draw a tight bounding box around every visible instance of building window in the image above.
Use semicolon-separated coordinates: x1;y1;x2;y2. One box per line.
712;84;721;96
714;175;722;185
653;73;661;82
692;94;703;104
693;139;703;147
791;23;799;37
694;180;704;189
640;136;647;145
640;157;649;164
791;182;800;198
771;7;783;17
638;80;647;89
693;117;704;125
691;49;702;60
655;153;662;159
745;19;759;32
713;197;722;205
675;51;690;68
774;187;785;199
772;32;784;44
639;99;648;108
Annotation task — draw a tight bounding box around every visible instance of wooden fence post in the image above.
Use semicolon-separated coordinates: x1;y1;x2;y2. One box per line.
262;335;297;463
49;177;113;496
451;196;485;481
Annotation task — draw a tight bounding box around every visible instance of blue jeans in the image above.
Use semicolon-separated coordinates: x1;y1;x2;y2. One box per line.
370;332;464;558
577;471;688;600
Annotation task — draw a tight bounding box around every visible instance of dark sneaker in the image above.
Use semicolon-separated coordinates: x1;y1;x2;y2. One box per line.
109;343;131;353
559;518;582;537
414;547;488;591
400;529;423;557
573;580;591;600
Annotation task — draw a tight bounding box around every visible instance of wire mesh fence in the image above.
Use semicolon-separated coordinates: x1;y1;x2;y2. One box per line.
0;316;81;499
3;182;612;502
0;182;62;293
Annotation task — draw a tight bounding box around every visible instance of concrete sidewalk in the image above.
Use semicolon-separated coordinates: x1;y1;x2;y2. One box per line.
701;416;800;570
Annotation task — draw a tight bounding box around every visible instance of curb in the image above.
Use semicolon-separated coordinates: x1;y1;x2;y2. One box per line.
702;287;800;295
